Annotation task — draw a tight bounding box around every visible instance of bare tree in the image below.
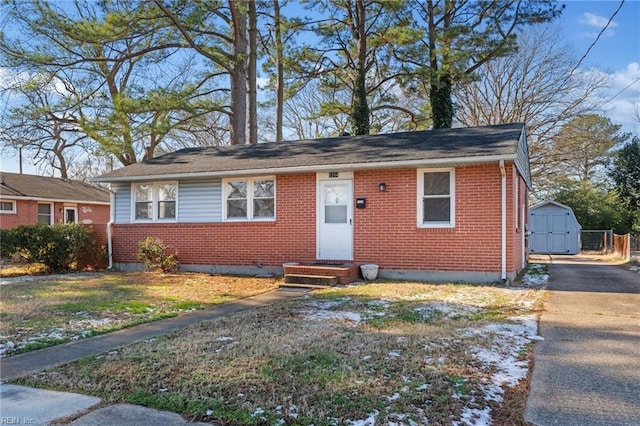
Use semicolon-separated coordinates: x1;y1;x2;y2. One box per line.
454;26;607;194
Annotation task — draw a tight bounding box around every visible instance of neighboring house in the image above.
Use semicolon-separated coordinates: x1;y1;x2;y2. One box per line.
0;172;110;230
96;123;531;283
529;200;582;255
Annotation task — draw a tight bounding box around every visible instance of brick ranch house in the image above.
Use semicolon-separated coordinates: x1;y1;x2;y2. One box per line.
96;123;531;283
0;172;110;229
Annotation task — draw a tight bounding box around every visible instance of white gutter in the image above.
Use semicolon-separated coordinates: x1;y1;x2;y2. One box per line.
500;160;507;283
94;154;517;183
107;191;115;270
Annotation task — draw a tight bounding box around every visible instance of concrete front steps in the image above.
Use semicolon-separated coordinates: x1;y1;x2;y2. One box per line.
282;262;360;288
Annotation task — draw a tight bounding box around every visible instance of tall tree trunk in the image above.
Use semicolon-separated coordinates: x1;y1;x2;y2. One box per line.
428;0;453;129
248;0;258;144
273;0;284;142
350;0;369;135
230;1;248;145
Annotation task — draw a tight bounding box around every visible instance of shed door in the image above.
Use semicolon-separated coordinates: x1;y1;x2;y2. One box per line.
531;212;570;254
317;179;353;260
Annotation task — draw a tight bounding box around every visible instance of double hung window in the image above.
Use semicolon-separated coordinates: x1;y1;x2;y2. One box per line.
0;200;15;214
418;169;455;228
133;182;177;221
224;177;275;221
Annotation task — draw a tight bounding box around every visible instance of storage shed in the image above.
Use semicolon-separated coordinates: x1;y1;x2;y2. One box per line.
529;200;581;255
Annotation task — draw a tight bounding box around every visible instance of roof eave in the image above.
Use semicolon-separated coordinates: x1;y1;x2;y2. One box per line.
94;154;518;183
0;195;110;205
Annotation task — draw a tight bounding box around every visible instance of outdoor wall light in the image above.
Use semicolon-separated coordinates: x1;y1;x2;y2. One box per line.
378;182;387;192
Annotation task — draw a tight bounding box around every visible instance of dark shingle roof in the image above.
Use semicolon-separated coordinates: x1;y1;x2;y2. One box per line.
0;172;110;203
97;123;527;182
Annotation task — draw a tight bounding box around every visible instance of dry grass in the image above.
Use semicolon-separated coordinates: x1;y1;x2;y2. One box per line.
0;262;49;277
16;282;545;425
0;272;279;356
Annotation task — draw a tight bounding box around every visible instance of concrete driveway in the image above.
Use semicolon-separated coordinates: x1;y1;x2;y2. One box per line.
525;255;640;426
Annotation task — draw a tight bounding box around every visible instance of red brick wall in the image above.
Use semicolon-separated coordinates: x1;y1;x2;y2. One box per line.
0;199;109;229
111;174;317;265
111;164;526;276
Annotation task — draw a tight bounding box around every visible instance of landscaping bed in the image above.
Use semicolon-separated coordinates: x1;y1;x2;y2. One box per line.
0;272;279;356
15;280;546;425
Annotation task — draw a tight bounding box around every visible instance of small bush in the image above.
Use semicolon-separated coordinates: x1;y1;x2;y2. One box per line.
136;237;179;274
1;223;93;272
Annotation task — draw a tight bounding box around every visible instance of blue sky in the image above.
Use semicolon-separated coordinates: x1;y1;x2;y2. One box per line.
559;0;639;136
1;0;639;175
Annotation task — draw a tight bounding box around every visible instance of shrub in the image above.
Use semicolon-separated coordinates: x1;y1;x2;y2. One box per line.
1;228;17;259
2;223;93;272
136;237;179;274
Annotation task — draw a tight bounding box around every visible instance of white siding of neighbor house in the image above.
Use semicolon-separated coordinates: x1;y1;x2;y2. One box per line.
178;180;222;222
112;182;131;224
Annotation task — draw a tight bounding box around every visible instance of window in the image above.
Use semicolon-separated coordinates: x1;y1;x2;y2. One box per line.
0;200;15;214
418;169;455;227
64;207;78;224
132;182;177;221
223;177;275;221
38;203;53;225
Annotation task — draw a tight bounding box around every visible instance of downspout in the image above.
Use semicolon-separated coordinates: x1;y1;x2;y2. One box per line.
499;160;507;283
107;191;115;270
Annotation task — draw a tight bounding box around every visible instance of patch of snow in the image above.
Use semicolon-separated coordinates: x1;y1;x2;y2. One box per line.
69;318;114;328
416;383;430;391
303;310;362;324
459;314;541;424
346;410;379;426
387;351;401;358
415;302;480;320
522;273;549;287
387;392;400;401
215;336;234;341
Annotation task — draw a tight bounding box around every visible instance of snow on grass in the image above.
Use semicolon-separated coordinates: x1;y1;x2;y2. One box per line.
521;264;549;287
456;314;541;425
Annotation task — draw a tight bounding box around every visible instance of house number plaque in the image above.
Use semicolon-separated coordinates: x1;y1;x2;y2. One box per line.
329;172;339;178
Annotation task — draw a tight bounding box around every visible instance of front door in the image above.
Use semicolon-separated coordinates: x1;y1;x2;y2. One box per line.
318;179;353;260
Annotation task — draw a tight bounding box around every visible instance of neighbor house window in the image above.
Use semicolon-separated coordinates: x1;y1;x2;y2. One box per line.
0;200;16;214
132;182;177;221
417;169;455;228
37;203;53;225
223;177;275;221
64;206;78;224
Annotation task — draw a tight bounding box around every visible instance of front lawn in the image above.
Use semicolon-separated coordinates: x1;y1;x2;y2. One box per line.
0;272;279;356
16;281;545;425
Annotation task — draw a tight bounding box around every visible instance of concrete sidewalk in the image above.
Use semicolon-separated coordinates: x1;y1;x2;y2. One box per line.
0;288;308;425
525;255;640;426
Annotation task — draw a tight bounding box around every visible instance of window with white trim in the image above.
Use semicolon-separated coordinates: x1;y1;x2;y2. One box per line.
64;206;78;224
223;177;275;221
132;182;177;221
0;200;16;214
418;169;455;227
37;203;53;225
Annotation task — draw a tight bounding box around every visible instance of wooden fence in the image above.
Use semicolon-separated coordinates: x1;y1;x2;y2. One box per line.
613;233;631;260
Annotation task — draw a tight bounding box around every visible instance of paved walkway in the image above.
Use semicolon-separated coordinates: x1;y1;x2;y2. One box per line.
0;287;308;425
525;255;640;426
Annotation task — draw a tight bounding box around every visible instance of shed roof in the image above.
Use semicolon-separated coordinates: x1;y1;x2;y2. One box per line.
0;172;110;204
96;123;531;186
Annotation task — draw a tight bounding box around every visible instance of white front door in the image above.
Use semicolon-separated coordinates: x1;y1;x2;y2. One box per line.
318;179;353;260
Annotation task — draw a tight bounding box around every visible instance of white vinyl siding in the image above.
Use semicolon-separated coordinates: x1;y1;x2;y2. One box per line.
115;180;224;223
417;168;455;228
178;180;222;222
112;183;131;224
